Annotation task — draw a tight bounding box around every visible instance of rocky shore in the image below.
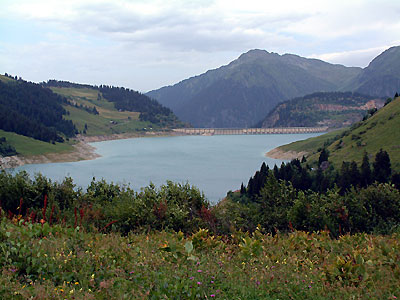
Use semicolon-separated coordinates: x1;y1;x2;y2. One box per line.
265;147;307;160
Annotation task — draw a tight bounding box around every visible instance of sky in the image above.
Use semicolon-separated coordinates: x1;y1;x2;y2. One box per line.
1;0;400;92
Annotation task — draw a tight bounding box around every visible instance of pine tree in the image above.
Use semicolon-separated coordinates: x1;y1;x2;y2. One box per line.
318;148;329;166
373;149;392;183
349;161;360;187
240;183;246;195
339;161;352;193
360;152;372;187
260;162;269;176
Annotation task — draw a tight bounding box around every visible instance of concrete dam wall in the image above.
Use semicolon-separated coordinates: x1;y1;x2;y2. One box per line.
173;127;328;135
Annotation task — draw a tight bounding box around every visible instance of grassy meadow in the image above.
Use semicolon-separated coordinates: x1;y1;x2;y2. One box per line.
51;86;160;136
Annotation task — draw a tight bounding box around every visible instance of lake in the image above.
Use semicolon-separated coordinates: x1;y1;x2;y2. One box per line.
17;133;321;204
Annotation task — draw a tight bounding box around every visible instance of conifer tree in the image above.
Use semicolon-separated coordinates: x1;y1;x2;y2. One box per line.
240;183;246;195
360;152;372;187
373;149;392;183
318;148;329;166
349;161;360;187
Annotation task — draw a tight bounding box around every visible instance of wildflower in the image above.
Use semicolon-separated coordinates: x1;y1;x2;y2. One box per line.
75;282;79;285
211;295;216;298
197;282;202;285
197;270;202;273
190;277;194;280
211;281;214;284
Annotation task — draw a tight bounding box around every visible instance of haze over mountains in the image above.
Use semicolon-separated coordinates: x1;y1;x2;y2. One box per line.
148;46;400;128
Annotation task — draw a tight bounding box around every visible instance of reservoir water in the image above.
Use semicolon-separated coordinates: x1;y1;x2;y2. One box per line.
17;134;321;204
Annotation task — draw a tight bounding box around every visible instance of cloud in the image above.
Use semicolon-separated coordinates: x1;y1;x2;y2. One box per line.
1;0;400;90
310;43;400;67
5;0;309;53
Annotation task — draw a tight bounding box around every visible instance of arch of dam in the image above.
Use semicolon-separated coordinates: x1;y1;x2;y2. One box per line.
173;127;328;135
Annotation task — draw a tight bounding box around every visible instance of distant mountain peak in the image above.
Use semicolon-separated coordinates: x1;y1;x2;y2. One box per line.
238;49;270;59
147;46;399;128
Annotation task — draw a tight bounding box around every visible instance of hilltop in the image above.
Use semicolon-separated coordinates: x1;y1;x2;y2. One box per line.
270;95;400;171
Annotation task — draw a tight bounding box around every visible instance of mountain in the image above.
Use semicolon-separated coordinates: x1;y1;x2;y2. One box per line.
147;49;362;128
348;46;400;97
272;95;400;171
258;92;385;129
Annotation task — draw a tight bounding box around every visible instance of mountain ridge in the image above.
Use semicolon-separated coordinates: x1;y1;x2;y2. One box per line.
148;49;363;127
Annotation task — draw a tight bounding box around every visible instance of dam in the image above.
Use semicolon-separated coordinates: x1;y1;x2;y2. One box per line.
173;127;329;135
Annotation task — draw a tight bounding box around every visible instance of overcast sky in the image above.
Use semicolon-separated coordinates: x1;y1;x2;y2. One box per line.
1;0;399;92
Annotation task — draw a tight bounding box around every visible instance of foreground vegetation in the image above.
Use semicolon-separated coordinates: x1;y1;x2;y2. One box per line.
1;216;400;299
1;165;400;298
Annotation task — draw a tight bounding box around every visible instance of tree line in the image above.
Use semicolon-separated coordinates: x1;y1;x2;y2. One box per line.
243;149;398;199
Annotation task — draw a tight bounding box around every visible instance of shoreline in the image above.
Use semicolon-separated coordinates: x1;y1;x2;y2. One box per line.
0;131;185;170
265;147;308;160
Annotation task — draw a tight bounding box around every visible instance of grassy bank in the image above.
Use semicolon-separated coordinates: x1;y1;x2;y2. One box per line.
0;130;74;156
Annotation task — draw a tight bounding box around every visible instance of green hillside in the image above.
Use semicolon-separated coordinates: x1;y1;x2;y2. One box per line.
278;96;400;170
49;86;152;136
46;82;183;136
0;129;73;156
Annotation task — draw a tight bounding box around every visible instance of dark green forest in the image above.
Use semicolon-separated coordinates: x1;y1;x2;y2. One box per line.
0;80;76;143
